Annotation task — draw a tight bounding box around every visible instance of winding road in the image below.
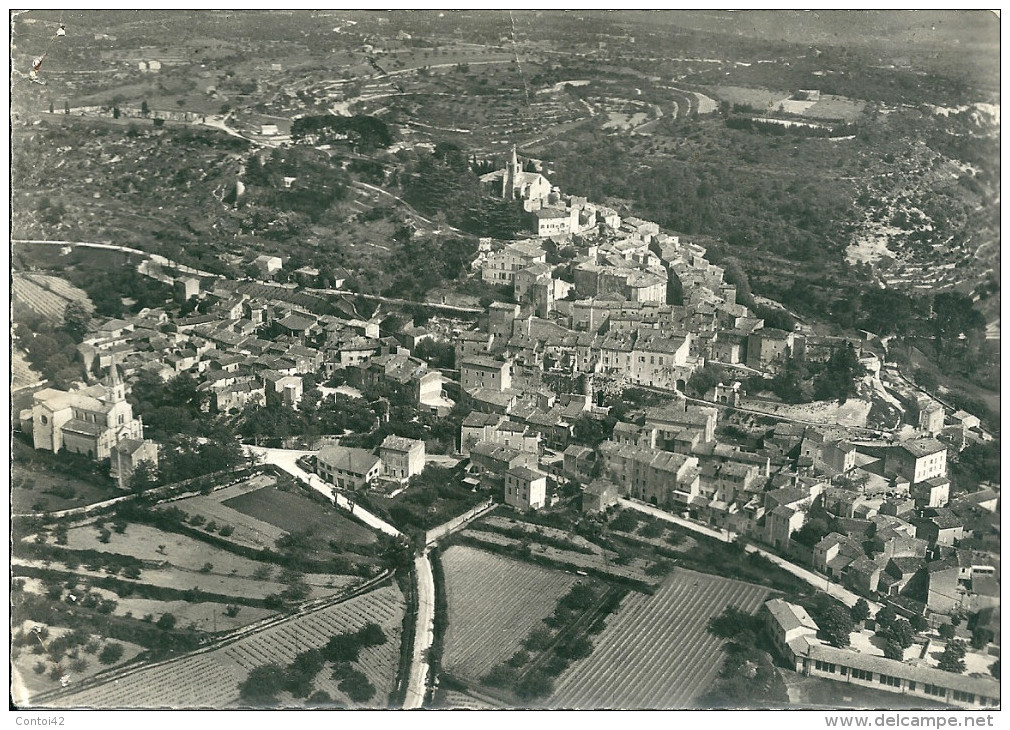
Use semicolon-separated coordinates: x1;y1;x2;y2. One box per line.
619;498;880;614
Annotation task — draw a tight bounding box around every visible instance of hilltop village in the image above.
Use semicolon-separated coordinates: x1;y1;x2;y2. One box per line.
14;146;999;708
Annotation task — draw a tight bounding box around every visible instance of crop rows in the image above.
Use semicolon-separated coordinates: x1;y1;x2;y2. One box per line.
441;545;576;680
24;274;95;311
548;568;770;709
13;277;69;321
50;583;404;709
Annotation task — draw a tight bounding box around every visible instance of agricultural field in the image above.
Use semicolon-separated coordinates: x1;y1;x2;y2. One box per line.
47;582;405;709
440;545;577;681
25;521;362;603
12;272;95;322
163;475;288;551
460;528;657;586
711;85;864;121
548;568;770;709
11;349;42;391
223;483;378;546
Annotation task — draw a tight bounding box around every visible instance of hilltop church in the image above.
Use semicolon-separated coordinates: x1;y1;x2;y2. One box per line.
480;145;553;212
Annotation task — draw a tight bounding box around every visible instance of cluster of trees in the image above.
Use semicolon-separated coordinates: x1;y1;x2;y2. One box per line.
237;623;386;706
62;261;174;320
401;142;528;239
725;115;860;139
382;233;478;302
749;345;865;405
237;393;378;444
241;148;350;226
385;465;481;532
13;309;86;390
701;605;788;708
289;115;392;152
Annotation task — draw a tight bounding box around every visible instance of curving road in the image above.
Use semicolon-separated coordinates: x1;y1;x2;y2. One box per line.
619;498;880;615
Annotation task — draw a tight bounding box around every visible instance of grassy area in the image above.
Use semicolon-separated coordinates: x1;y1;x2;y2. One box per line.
223;484;378;546
11;439;121;514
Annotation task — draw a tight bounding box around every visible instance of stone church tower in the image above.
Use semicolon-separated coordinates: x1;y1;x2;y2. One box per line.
502;145;520;201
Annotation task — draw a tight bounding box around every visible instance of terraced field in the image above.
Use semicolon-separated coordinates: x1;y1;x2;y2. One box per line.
548;568;769;709
12;273;94;321
48;582;405;709
441;545;576;681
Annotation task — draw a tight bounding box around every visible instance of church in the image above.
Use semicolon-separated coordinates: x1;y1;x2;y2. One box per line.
23;366;146;462
480;145;553;212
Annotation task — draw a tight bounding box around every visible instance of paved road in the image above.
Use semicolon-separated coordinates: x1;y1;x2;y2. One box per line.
243;446;403;538
12;239;223;281
403;550;435;710
619;498;879;615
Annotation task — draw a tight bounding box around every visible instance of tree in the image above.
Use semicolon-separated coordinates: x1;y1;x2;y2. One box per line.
813;344;864;404
141;100;150;117
708;606;764;644
971;627;995;649
338;668;375;702
156;613;177;631
818;605;854;648
849;598;870;623
938;624;956;640
113;106;120;119
932;291;985;359
792;517;831;548
356;622;386;647
881;618;915;649
98;643;124;665
883;640;904;660
239;663;286;705
323;633;361;663
937;640;967;674
722;257;754;307
989;660;999;679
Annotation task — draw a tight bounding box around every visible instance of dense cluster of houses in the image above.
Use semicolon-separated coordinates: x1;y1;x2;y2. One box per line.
19;147;998;697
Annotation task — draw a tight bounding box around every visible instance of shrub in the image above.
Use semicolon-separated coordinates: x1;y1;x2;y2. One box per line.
238;663;286;706
338;668;375;703
98;643;124;665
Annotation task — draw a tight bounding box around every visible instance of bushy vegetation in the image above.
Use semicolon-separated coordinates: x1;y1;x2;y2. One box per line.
700;604;788;708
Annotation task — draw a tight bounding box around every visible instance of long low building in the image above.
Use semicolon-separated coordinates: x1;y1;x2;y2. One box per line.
764;599;1000;709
